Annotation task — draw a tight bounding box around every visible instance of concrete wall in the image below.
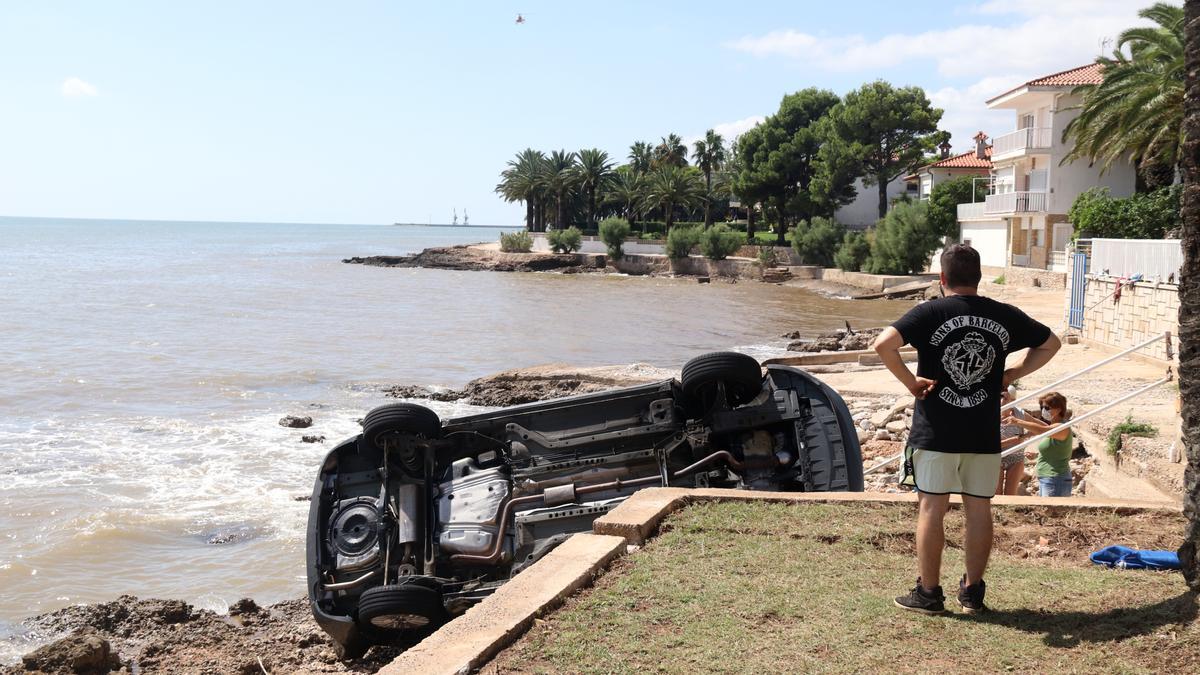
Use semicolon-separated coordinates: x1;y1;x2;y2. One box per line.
834;176;908;230
1079;276;1178;361
1048;92;1137;211
821;268;938;292
960;220;1008;267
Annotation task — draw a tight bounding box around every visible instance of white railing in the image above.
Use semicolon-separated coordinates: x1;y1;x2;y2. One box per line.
956;202;987;220
991;127;1053;157
985;191;1047;214
1088;238;1182;282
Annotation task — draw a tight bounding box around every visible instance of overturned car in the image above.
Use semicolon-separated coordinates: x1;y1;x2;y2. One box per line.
306;352;863;656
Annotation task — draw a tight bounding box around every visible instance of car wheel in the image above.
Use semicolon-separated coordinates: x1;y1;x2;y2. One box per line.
681;351;763;409
357;584;447;632
361;403;441;450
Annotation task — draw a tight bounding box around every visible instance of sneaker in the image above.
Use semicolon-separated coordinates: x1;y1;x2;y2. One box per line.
957;575;988;614
894;578;946;615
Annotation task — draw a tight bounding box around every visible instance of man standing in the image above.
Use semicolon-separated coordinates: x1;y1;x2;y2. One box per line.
873;244;1060;614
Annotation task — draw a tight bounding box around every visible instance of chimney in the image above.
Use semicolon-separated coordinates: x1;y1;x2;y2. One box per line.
973;131;989;160
938;140;952;159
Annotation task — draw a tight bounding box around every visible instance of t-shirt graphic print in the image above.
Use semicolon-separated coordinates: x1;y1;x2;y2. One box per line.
892;296;1050;454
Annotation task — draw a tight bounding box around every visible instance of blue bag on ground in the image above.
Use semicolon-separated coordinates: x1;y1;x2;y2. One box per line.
1089;545;1181;570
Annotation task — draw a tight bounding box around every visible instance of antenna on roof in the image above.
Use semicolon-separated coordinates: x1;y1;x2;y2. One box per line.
1099;36;1113;53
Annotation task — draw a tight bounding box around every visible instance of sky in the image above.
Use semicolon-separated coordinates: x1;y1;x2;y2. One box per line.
0;1;1150;226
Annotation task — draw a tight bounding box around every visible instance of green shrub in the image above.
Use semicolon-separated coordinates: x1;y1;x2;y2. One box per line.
499;230;533;253
792;217;845;267
756;246;778;267
547;226;583;253
993;275;1006;285
1069;185;1181;239
699;224;744;261
666;226;701;260
598;218;631;259
866;201;940;275
833;231;870;272
927;176;988;239
1105;415;1157;456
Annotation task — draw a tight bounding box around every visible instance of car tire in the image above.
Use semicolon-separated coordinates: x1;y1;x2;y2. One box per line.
681;351;763;409
357;583;447;632
361;403;441;450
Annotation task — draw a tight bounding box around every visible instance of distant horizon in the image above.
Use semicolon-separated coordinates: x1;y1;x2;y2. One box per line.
0;214;517;228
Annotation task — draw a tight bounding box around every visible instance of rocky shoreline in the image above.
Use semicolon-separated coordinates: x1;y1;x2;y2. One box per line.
4;595;405;675
343;245;601;274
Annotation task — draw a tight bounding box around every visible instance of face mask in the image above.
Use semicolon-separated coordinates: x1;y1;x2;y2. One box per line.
1041;406;1054;419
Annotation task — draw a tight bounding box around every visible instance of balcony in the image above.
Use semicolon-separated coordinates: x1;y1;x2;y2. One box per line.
991;127;1052;160
957;201;987;220
985;191;1047;214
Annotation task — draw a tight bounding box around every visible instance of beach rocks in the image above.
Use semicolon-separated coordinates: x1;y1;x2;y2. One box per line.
300;435;326;443
786;326;885;353
385;364;675;408
20;633;120;674
6;596;412;675
343;246;588;273
278;415;312;429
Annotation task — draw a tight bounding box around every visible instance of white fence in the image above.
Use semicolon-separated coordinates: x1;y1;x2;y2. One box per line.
1087;238;1182;281
985;191;1047;214
956;201;987;220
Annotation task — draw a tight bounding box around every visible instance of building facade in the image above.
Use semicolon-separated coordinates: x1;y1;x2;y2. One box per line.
956;63;1137;277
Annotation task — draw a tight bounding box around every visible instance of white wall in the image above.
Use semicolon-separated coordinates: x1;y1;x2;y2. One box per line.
835;176;909;230
961;220;1008;267
1048;92;1137;212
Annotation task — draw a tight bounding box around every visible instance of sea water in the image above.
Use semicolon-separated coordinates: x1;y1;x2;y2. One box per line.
0;217;903;659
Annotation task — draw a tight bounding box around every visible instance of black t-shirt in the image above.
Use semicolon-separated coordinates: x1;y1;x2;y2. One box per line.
892;295;1051;454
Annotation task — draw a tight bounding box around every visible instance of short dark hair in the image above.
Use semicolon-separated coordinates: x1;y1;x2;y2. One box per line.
941;244;982;288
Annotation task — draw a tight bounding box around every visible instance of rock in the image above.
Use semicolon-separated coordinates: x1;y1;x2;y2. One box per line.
300;435;325;444
343;246;587;273
856;427;869;444
885;420;907;434
228;598;260;616
874;430;893;441
21;633;121;673
383;385;465;402
278;415;312;429
869;409;893;428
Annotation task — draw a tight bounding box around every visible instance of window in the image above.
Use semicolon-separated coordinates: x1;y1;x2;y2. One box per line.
1020;114;1034;129
963;239;972;247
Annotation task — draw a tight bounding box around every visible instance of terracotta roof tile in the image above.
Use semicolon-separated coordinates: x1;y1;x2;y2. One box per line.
928;146;992;169
1026;63;1104;87
988;63;1104;103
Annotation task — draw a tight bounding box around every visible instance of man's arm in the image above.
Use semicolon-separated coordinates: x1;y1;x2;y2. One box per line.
872;326;936;399
1002;333;1061;389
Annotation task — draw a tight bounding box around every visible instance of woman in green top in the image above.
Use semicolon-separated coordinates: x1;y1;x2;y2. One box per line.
1008;392;1073;496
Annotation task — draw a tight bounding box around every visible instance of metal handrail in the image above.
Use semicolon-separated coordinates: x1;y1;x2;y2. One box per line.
1001;331;1171;413
1000;373;1172;458
863;332;1173;477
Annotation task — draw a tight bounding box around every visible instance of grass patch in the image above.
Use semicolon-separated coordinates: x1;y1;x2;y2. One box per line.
1107;415;1158;456
485;501;1194;675
994;274;1006;284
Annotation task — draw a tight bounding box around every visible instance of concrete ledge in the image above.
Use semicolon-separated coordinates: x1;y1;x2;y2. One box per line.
763;347;916;367
592;487;1181;545
380;533;627;675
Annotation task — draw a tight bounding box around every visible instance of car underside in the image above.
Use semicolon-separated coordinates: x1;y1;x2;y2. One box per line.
306;352;863;657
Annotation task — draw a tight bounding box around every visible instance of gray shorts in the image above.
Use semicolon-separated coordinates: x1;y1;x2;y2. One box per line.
900;447;1001;499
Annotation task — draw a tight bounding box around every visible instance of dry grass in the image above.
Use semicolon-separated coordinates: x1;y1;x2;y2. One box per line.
484;501;1196;674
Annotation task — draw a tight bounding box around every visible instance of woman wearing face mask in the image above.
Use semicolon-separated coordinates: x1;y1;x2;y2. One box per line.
1009;392;1073;496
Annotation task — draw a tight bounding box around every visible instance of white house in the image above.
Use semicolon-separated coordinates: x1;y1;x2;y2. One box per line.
906;133;993;201
957;63;1137;277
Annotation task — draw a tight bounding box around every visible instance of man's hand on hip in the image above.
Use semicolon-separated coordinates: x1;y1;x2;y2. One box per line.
908;377;937;400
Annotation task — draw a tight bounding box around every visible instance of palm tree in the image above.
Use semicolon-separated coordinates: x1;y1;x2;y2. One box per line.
575;148;615;230
606;169;646;229
691;129;727;226
1177;0;1199;590
628;141;653;174
641;166;703;231
1062;2;1184;188
495;148;546;231
543;150;579;230
653;134;688;169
